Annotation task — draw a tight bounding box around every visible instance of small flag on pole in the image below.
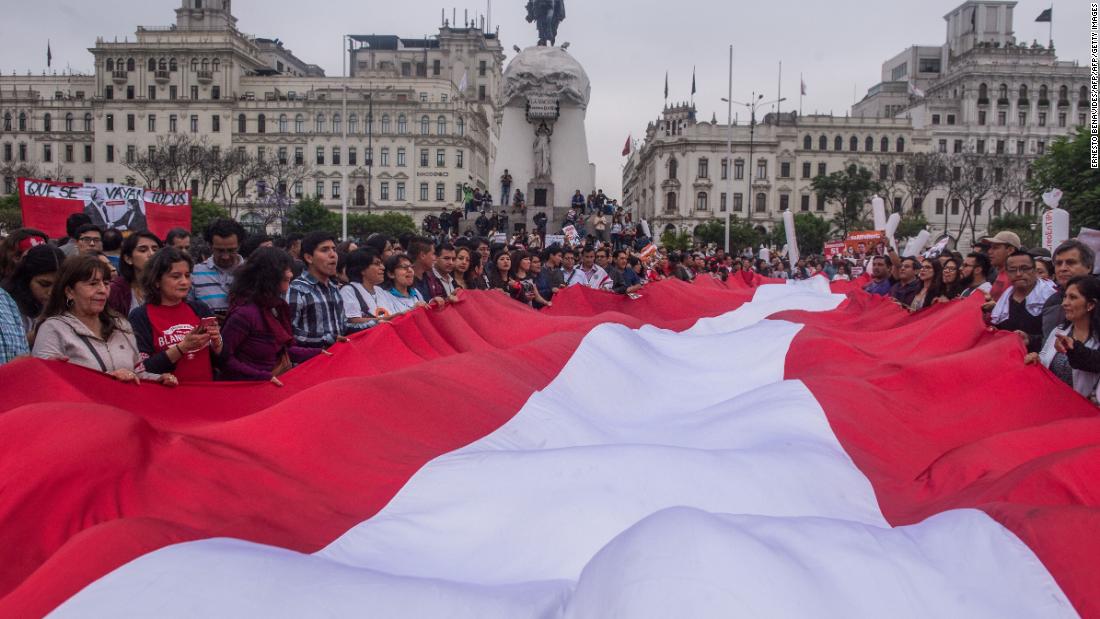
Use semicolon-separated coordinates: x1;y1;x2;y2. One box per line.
458;70;468;93
907;79;925;98
622;135;632;157
1035;8;1052;22
800;78;807;96
47;41;52;68
664;71;669;100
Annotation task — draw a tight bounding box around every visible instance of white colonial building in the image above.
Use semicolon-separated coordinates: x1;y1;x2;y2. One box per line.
0;0;504;231
626;0;1088;248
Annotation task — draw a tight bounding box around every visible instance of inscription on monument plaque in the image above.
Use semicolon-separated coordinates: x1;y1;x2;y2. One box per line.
526;95;560;121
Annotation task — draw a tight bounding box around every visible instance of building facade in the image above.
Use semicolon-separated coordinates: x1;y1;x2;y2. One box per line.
627;0;1089;248
0;0;504;232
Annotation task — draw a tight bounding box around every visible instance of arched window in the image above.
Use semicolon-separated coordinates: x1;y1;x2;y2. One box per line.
1058;85;1069;102
191;58;198;72
294;114;304;133
348;114;358;134
257;114;266;134
106;59;114;72
84;112;93;132
332;113;342;134
668;157;678;180
998;83;1008;100
665;192;677;212
420;115;430;135
278;114;288;133
978;83;988;100
880;136;889;152
147;58;156;72
43;113;51;132
696;192;708;211
849;136;858;151
803;135;812;150
64;113;73;132
356;185;366;206
456;117;465;136
1019;84;1029;101
212;59;220;72
1039;85;1049;101
237;113;246;133
896;137;905;152
1081;86;1089;101
315;113;325;132
818;135;827;150
755;192;767;213
834;136;843;151
438;116;447;135
18;112;26;131
201;59;209;71
159;58;168;71
169;58;177;71
865;136;874;151
381;114;391;133
126;58;135;72
2;112;10;132
397;115;408;133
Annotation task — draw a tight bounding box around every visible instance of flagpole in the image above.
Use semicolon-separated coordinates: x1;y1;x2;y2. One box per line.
799;73;803;116
1049;2;1054;48
776;61;782;120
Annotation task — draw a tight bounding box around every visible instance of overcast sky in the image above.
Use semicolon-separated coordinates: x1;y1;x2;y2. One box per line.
1;0;1091;195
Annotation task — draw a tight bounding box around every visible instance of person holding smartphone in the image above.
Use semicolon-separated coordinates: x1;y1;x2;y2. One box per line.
129;247;222;382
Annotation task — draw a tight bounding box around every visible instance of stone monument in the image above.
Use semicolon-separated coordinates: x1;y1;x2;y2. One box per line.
492;3;594;232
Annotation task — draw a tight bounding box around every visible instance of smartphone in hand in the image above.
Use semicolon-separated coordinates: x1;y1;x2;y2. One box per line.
200;316;218;332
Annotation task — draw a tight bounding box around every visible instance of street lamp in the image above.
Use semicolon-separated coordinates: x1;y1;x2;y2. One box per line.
724;92;785;245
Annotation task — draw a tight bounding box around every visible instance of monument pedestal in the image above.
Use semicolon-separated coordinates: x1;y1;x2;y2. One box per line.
492;45;595;233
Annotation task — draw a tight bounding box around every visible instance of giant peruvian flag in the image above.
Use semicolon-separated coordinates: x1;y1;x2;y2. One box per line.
0;277;1097;617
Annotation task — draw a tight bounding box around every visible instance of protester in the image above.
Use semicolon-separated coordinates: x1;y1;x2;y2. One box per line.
939;256;963;300
538;245;566;299
888;257;922;307
3;244;65;335
1042;240;1096;342
453;246;473;291
959;252;993;299
382;253;426;314
58;213;93;257
579;248;611;290
129;247;221;382
0;228;48;282
73;224;104;256
507;250;550;307
341;249;392;331
101;228;123;268
192;218;245;316
1028;276;1100;399
433;243;458;296
287;232;346;349
166;228;192;253
31;256;175;386
0;286;28;364
107;231;161;317
982;231;1020;299
609;250;643;295
908;258;944;312
992;250;1057;352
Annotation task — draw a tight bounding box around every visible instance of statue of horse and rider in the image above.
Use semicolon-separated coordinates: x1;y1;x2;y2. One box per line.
526;0;565;46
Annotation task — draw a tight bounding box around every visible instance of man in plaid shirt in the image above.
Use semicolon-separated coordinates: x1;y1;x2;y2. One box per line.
287;232;346;349
0;287;29;364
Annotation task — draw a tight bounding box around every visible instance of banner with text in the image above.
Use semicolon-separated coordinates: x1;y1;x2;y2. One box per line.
18;178;191;239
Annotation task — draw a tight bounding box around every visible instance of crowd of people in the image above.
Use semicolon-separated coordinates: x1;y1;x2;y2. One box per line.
0;209;1096;404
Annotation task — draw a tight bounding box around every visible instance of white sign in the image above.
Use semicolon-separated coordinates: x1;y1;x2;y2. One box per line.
526;95;560;120
563;225;579;244
1042;208;1071;253
544;234;566;247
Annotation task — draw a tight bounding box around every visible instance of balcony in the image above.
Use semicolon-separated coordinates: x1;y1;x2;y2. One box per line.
1057;99;1070;108
197;70;213;84
1017;98;1029;106
111;70;128;83
996;98;1009;107
1038;99;1050;108
976;97;990;106
154;70;170;83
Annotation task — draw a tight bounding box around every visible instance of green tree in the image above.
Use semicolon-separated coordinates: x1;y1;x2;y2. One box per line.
689;217;761;253
989;212;1041;248
769;213;830;255
1028;126;1100;235
811;164;881;237
346;212;417;240
285;197;339;237
0;194;22;234
895;210;930;240
659;229;693;251
190;199;229;236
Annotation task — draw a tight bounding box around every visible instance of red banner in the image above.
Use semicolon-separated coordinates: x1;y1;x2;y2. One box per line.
18;178;191;239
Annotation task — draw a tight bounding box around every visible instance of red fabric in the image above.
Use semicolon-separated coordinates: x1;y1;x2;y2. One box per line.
18;178;191;239
145;303;211;382
1;282;1098;617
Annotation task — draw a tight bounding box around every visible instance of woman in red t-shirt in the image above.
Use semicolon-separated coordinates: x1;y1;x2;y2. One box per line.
129;247;222;382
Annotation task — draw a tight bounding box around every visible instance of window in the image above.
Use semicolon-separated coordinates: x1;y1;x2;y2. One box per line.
83;144;92;162
238;114;246;133
315;181;324;198
1017;140;1025;154
953;139;962;153
3;143;12;162
1037;141;1046;155
896;138;905;152
295;114;304;133
148;115;156;132
817;162;826;177
256;147;265;162
309;146;322;165
720;159;729;179
42;144;52;162
479;85;486;101
332;114;341;134
278;114;288;133
801;162;812;178
315;114;325;133
733;193;743;211
668;158;679;180
1058;113;1067;127
169;85;177;100
436;183;446;201
812;194;823;212
719;193;727;212
456;149;464;168
106;144;114;162
420;116;430;135
698;158;709;178
380;148;389;167
976;139;986;154
978;83;989;102
420;183;430;201
996;140;1005;155
332;147;341;166
803;135;812;150
332;182;341;200
779;194;790;211
106;114;114;132
381;114;391;133
189;85;198;101
397;148;406;167
880;137;889;152
819;135;827;150
125;145;135;164
938;139;947;153
754;192;766;213
209;115;218;132
756;160;767;179
893;196;902;213
396;182;406;201
834;136;843;151
780;162;791;178
457;117;465;136
894;164;904;180
865;136;874;151
420;149;429;167
436;149;446;167
278;147;288;165
695;192;708;210
105;86;114;100
1038;112;1046;127
733;160;743;180
849;136;858;151
294;147;304;165
951;199;960;215
879;164;888;181
349;148;357;166
997;111;1006;126
978;111;986;125
994;167;1004;182
946;114;955;125
17;143;26;161
1019;111;1028;126
126;114;135;132
456;184;464;202
397;115;407;134
800;194;810;212
932;114;941;125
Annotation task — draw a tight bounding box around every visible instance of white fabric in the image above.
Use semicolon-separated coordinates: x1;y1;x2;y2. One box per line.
339;283;391;320
51;286;1075;619
1039;326;1100;398
991;278;1056;325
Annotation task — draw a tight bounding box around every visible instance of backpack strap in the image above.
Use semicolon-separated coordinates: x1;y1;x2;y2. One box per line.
77;334;108;373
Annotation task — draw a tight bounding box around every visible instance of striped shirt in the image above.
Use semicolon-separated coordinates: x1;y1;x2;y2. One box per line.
190;255;241;313
0;287;29;364
287;272;346;348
